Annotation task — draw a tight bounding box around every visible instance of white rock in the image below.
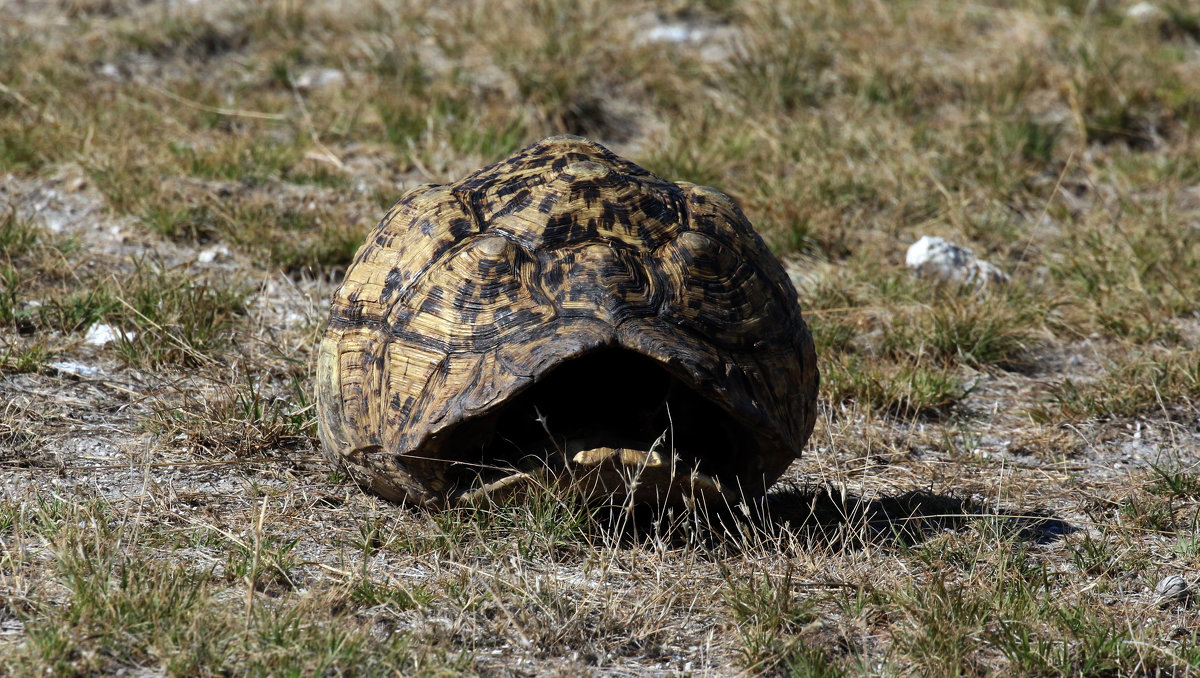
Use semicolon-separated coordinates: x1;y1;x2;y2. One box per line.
197;244;231;264
98;63;122;81
40;210;68;233
84;322;134;346
1126;2;1165;22
295;68;346;91
907;235;971;269
1155;574;1192;605
49;361;100;378
905;236;1010;288
643;24;700;44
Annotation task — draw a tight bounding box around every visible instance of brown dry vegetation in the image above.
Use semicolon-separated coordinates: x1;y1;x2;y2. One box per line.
1;0;1199;675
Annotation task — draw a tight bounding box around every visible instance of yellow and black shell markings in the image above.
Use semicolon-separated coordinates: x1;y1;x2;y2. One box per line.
316;135;818;506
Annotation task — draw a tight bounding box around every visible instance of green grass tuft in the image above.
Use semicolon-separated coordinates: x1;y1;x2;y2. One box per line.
105;260;249;366
823;354;968;418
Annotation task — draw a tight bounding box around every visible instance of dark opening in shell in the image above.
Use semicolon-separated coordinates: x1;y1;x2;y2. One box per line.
433;349;760;498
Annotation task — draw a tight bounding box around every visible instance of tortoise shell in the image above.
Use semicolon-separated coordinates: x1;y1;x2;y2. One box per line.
316;136;818;506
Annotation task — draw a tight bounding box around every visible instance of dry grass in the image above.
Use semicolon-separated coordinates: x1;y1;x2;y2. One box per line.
2;0;1199;675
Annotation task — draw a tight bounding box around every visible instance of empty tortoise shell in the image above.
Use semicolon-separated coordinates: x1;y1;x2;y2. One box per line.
316;136;818;506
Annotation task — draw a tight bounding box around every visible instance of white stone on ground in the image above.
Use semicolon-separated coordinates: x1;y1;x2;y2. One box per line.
1155;574;1192;606
84;322;134;346
295;68;346;91
49;361;100;378
1126;2;1165;23
643;23;704;44
905;235;1010;288
197;244;231;264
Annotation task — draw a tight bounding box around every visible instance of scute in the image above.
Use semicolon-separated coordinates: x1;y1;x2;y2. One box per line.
463;143;683;251
317;135;819;507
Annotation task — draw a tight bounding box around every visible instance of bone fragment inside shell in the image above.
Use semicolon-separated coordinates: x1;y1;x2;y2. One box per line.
316;135;819;506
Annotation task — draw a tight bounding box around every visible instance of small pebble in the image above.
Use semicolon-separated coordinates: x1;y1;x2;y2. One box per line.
1126;2;1165;23
1155;575;1192;606
905;235;1010;289
98;62;122;81
49;361;100;378
84;322;134;346
295;68;346;91
643;24;702;44
197;244;231;264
